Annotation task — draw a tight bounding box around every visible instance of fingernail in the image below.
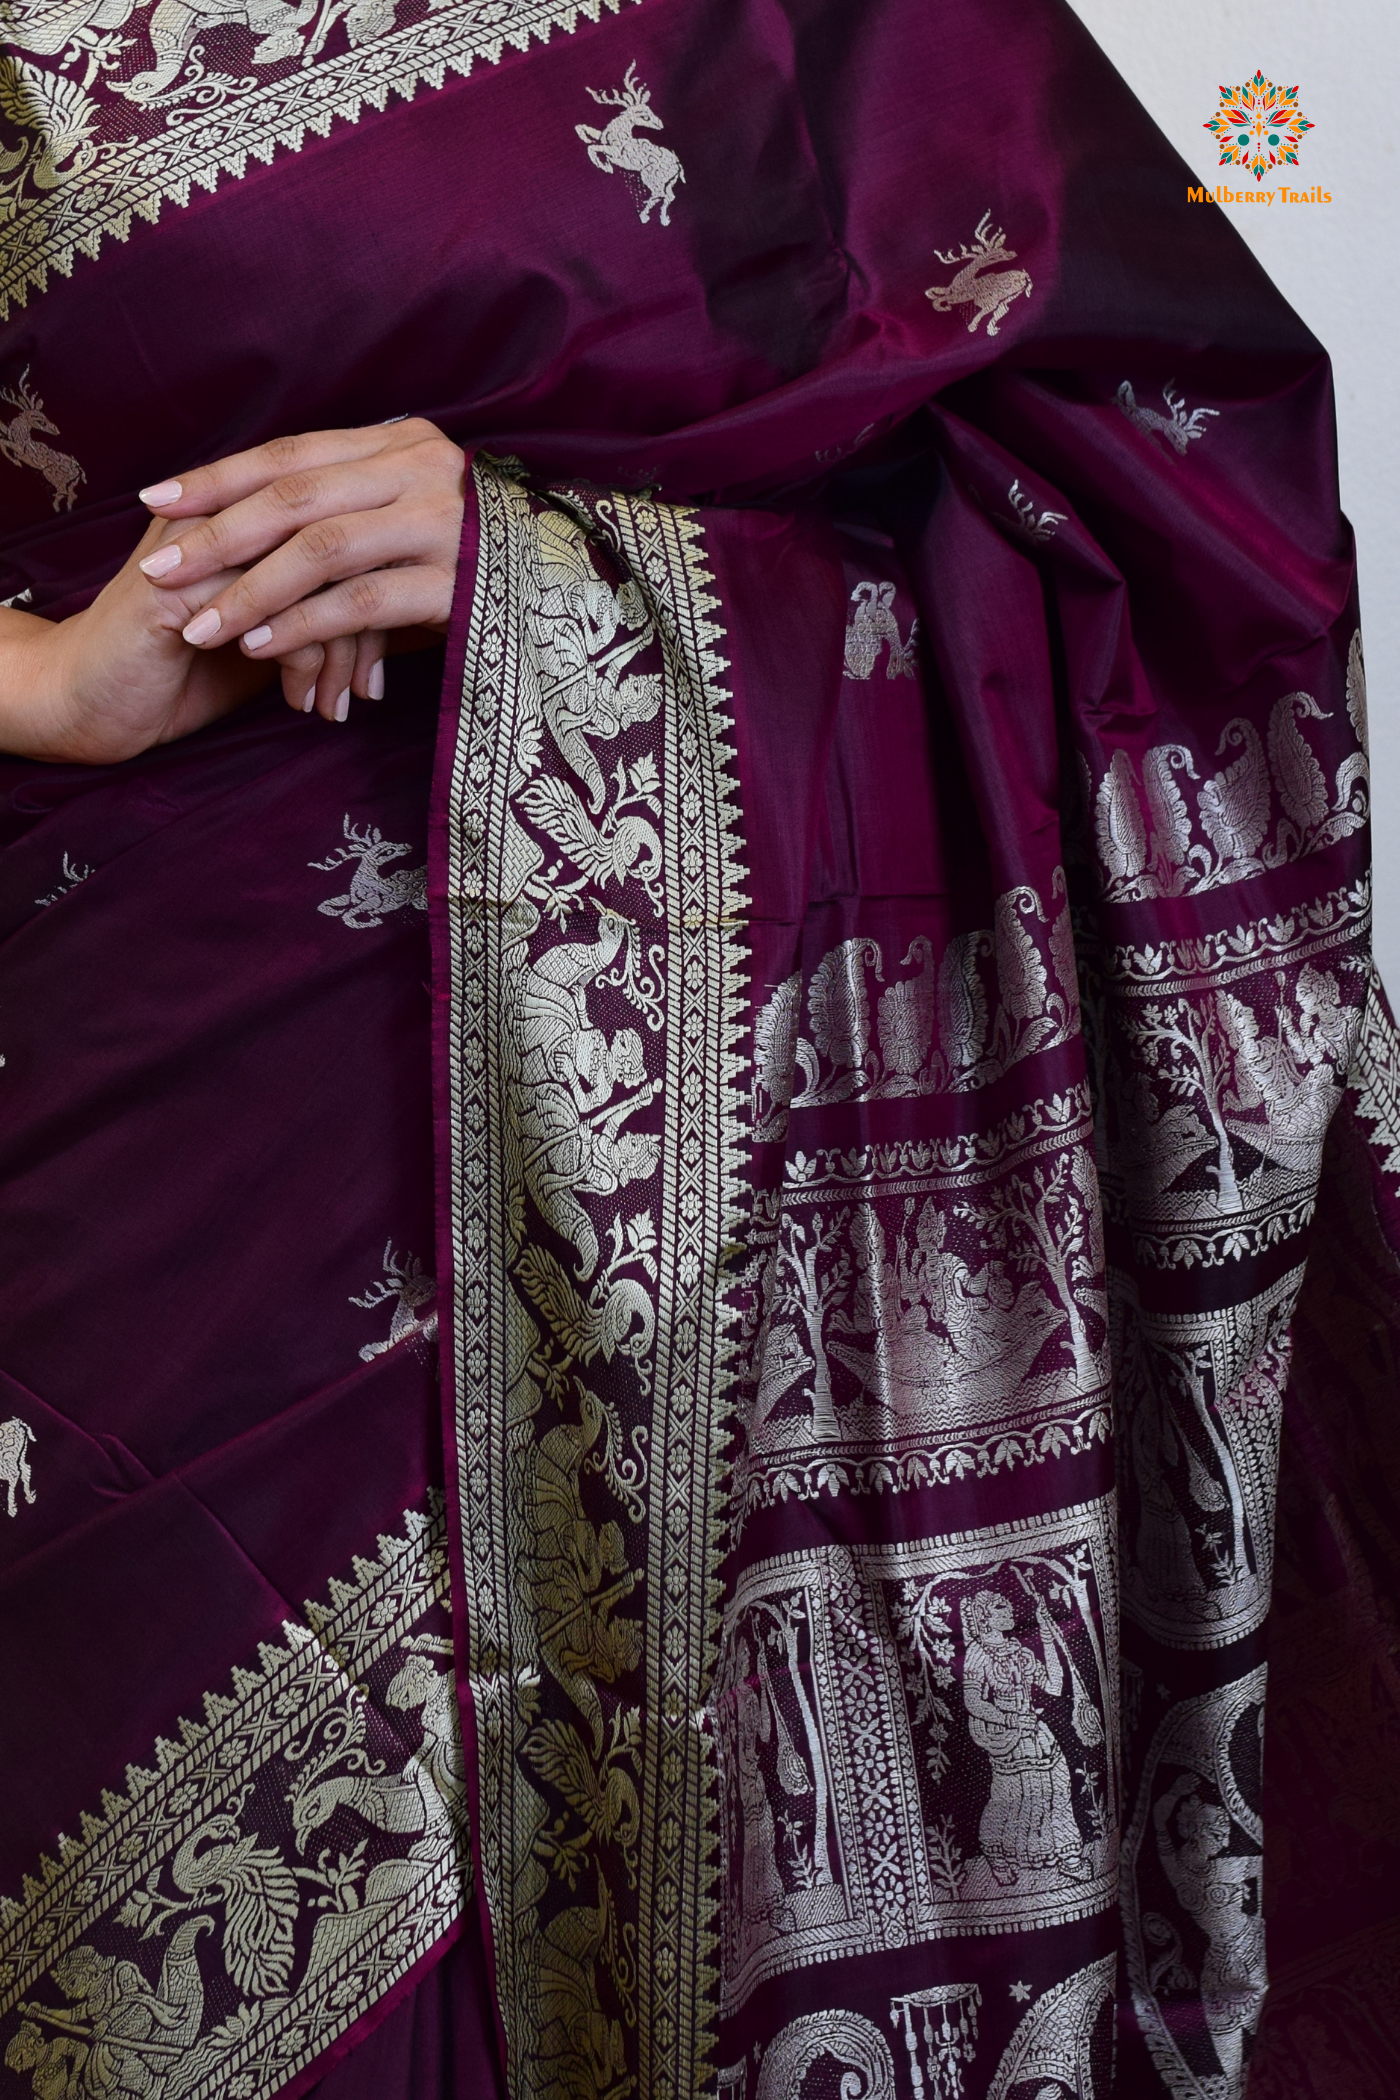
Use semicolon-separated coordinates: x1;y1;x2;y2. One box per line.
367;660;385;701
139;479;183;506
244;624;273;651
181;608;221;646
334;688;351;723
139;544;182;579
301;690;316;712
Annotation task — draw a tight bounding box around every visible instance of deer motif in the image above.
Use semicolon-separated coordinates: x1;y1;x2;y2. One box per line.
576;62;684;227
1117;379;1220;455
352;1244;438;1361
310;815;427;929
0;371;84;512
925;211;1032;337
1007;478;1067;544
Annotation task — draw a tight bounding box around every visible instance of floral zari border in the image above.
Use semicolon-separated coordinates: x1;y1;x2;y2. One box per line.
0;1497;468;2100
442;461;748;2098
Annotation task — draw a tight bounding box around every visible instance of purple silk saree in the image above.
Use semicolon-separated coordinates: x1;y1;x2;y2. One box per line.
0;0;1397;2094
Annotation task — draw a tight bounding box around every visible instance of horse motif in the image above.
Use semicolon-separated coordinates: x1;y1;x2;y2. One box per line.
576;62;685;227
0;1416;35;1517
0;371;84;512
925;211;1032;337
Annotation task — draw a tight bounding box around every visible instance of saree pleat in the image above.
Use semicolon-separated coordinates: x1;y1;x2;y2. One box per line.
0;0;1396;2092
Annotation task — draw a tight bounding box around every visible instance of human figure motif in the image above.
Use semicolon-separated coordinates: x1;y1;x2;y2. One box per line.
1152;1776;1265;2090
8;1924;208;2099
960;1588;1090;1886
523;509;659;812
512;915;659;1277
732;1636;786;1932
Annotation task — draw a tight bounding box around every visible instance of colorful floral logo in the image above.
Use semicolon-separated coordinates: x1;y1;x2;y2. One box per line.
1205;72;1314;184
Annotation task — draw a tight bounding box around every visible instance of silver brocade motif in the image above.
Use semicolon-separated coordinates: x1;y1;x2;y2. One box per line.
712;1498;1119;2010
0;0;623;320
730;1089;1111;1529
1089;639;1367;905
1122;1669;1267;2100
0;1499;468;2100
442;462;749;2100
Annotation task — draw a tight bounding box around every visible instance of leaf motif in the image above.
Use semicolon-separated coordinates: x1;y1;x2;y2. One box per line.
1048;903;1079;1024
937;931;988;1070
807;938;880;1068
753;972;801;1112
1267;692;1329;832
1142;745;1195;870
1346;628;1368;751
1199;722;1269;862
1094;749;1147;883
993;889;1047;1022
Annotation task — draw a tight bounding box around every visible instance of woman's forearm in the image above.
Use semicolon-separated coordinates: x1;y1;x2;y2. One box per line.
0;608;70;761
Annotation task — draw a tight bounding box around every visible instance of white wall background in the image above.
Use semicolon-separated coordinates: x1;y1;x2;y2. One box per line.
1062;0;1400;986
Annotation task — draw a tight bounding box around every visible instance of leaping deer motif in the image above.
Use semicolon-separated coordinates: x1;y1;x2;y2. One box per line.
0;370;84;512
310;815;427;929
352;1244;438;1362
576;62;684;227
1117;379;1219;456
924;211;1032;337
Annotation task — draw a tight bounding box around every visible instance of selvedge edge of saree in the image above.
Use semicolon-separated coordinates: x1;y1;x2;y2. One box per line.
0;0;639;321
0;1495;469;2099
443;458;748;2098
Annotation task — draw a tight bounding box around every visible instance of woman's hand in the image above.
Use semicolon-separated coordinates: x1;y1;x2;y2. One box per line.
0;516;268;765
138;418;466;722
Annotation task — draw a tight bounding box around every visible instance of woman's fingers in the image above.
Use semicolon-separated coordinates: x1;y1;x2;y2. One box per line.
352;632;387;702
308;635;360;723
181;497;454;644
236;565;454;659
138;419;441;524
139;454;414;588
273;643;324;714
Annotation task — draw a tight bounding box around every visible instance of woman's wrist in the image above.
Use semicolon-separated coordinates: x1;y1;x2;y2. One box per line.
0;608;79;762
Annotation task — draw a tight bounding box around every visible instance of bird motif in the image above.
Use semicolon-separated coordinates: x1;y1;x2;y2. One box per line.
169;1813;300;1997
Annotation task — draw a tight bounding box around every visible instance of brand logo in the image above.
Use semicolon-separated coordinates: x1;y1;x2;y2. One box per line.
1204;71;1314;184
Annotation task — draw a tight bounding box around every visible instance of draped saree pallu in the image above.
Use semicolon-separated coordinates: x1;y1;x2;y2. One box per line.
1;0;1400;2093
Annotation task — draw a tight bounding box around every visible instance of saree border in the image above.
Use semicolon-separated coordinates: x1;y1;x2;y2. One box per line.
442;459;749;2098
0;0;636;321
0;1496;467;2100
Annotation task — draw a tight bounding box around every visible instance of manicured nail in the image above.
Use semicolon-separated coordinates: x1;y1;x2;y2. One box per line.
139;480;183;506
301;690;316;712
333;688;351;723
367;660;385;701
243;624;273;651
181;607;221;646
139;544;182;579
